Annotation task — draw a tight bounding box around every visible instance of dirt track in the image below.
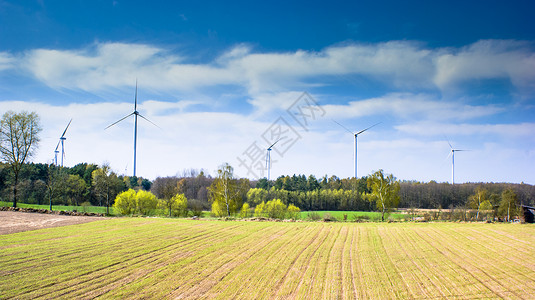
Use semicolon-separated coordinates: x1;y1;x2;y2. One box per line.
0;211;106;235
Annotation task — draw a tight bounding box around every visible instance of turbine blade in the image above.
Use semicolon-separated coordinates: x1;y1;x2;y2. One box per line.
55;140;61;152
105;112;134;129
356;122;381;135
268;139;281;150
138;113;161;129
454;149;470;152
332;119;354;135
444;135;453;149
61;119;72;138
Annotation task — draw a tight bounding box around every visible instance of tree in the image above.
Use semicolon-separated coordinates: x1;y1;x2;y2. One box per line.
499;188;517;221
92;163;123;215
46;165;67;210
366;169;400;221
66;174;86;206
208;163;248;217
0;111;42;207
468;187;488;220
159;193;188;217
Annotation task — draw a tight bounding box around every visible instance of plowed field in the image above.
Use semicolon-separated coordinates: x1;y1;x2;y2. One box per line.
1;218;534;299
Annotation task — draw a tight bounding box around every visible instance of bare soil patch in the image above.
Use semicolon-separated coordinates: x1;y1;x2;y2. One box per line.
0;211;107;235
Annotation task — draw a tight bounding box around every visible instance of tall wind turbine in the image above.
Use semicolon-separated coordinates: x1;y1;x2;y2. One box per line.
447;141;468;184
265;139;280;181
106;81;158;177
334;120;380;178
55;119;72;167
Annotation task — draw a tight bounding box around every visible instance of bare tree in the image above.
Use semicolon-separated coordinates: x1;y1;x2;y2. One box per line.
0;111;42;207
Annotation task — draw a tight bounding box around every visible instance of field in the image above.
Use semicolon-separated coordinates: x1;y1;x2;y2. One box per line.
1;217;534;299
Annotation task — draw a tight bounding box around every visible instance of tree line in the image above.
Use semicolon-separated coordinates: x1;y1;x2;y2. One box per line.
1;111;532;219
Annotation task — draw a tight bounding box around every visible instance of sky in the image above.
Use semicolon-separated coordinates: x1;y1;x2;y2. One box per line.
0;0;534;184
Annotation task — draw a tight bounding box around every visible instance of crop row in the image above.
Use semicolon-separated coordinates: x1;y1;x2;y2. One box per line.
1;219;534;299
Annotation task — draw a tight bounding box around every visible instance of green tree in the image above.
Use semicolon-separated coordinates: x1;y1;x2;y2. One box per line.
499;188;517;221
287;204;301;220
66;174;86;206
208;163;248;217
92;163;123;215
46;165;67;210
254;201;265;217
240;203;250;218
366;169;400;221
264;199;287;219
159;193;188;217
0;111;42;207
468;187;488;220
136;190;158;215
114;189;137;215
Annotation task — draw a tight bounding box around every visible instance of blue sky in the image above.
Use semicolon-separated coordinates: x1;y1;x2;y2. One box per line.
1;0;534;183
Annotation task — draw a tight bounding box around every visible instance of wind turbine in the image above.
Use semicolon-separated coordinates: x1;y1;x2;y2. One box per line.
334;120;380;178
447;141;469;184
105;81;158;177
54;119;72;167
265;139;280;181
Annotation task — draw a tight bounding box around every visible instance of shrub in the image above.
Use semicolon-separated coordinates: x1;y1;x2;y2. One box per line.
113;189;158;216
265;199;287;219
307;212;322;221
136;190;158;215
254;201;265;217
287;204;300;220
240;203;250;218
114;189;137;215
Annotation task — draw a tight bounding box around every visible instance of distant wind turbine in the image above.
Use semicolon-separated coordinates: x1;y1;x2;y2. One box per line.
105;81;159;177
447;141;469;184
265;139;280;181
54;119;72;167
334;120;380;178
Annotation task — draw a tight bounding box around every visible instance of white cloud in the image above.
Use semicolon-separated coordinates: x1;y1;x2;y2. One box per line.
323;93;503;121
434;40;535;92
396;121;535;138
17;39;535;100
0;52;14;71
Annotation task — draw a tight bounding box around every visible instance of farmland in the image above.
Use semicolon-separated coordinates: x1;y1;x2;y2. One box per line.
1;218;534;299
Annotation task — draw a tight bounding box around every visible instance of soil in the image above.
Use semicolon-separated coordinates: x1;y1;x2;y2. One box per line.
0;211;107;235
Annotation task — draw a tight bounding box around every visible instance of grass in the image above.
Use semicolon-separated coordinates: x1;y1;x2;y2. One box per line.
1;218;534;299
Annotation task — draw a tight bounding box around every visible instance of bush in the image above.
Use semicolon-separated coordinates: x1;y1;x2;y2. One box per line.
136;190;158;215
307;212;322;221
287;204;300;220
265;199;286;219
113;189;158;216
323;213;337;222
114;189;137;215
240;203;250;218
254;201;265;217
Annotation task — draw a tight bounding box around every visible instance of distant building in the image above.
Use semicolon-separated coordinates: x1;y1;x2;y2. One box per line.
522;205;535;223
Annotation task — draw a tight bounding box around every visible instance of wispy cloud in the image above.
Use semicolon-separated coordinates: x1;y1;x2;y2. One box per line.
13;39;535;100
322;93;503;121
434;40;535;93
0;52;14;71
396;121;535;138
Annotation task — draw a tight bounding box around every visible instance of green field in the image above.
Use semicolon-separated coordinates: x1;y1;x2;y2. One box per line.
1;218;534;299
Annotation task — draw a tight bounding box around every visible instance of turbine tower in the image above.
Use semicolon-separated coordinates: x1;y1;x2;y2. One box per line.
265;140;280;181
106;81;158;177
54;119;72;167
447;141;468;184
334;120;380;178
